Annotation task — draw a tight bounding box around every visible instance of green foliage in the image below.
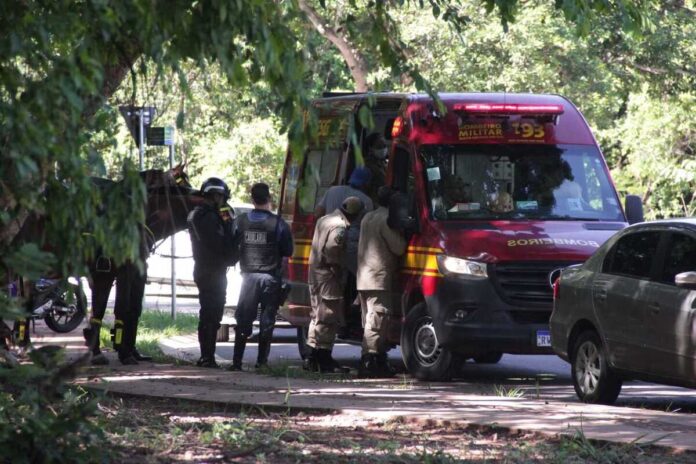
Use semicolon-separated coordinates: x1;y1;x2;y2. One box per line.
609;92;696;219
206;118;287;202
0;347;106;464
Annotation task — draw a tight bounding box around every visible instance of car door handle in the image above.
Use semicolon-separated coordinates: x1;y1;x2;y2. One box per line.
649;303;661;315
593;289;607;302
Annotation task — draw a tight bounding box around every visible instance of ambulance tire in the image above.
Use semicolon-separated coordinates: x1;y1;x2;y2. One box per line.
401;303;462;381
296;326;312;360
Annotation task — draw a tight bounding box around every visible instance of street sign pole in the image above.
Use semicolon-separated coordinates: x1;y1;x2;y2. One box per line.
169;143;177;320
138;109;145;170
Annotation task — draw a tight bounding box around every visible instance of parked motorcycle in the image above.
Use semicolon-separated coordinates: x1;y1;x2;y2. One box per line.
9;277;87;334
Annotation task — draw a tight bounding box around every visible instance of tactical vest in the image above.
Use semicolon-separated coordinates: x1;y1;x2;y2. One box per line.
237;212;280;274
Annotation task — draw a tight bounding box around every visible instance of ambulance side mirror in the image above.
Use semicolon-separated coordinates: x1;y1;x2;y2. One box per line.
388;192;416;233
625;195;644;225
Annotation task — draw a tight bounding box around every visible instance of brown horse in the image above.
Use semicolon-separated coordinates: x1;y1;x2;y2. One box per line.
5;164;199;360
83;167;209;364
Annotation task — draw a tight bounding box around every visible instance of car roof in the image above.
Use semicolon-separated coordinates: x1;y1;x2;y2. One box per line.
627;218;696;231
314;92;569;105
410;92;569;106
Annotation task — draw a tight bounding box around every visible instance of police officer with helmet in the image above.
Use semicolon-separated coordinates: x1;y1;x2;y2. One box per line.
230;182;293;371
187;177;237;368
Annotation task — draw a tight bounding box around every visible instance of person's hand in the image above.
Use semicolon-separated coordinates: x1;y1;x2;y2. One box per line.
218;205;233;223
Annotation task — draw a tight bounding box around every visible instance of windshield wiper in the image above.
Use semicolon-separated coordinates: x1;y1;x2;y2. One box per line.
547;215;601;221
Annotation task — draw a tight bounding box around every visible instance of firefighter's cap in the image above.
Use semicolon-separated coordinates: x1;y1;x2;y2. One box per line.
340;196;364;216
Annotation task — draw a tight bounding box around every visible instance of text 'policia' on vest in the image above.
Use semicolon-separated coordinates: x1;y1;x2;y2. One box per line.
237;212;281;274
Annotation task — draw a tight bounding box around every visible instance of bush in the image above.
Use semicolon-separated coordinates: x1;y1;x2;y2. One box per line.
0;347;107;464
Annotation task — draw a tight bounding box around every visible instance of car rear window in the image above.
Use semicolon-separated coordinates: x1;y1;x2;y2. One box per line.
605;231;661;279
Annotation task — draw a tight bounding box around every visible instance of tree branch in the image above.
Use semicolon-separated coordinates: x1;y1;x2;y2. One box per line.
297;0;370;92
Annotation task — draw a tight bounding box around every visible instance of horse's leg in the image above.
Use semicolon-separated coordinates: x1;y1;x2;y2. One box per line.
84;266;115;365
0;320;10;350
14;277;33;351
113;262;137;364
127;263;149;361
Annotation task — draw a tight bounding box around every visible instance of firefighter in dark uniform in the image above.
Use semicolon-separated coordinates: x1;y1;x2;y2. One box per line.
229;182;293;371
187;177;237;368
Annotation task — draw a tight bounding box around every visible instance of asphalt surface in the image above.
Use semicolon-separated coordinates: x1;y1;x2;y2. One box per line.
21;317;696;452
86;282;696;415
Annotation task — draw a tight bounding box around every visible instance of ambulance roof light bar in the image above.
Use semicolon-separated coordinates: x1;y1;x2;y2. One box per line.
453;103;564;115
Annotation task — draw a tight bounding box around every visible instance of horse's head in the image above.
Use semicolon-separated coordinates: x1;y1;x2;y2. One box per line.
145;180;206;242
139;161;192;190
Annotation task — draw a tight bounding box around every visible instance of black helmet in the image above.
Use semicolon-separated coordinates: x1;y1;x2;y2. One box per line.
200;177;230;201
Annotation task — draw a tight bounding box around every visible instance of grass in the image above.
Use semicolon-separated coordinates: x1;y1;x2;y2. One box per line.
98;310;198;362
493;384;525;398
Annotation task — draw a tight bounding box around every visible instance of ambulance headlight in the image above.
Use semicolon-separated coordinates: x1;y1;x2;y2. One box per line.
437;255;488;278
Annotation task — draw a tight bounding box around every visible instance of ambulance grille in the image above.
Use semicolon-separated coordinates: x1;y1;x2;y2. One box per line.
492;261;578;307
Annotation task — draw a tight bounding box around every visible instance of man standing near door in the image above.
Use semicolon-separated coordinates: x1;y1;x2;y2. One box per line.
357;186;407;377
229;182;293;371
304;196;365;373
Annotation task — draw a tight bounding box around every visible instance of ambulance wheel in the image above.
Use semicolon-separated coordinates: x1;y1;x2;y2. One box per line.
297;326;312;360
401;303;462;381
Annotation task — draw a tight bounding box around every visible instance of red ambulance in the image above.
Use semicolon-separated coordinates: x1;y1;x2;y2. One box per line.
278;92;643;380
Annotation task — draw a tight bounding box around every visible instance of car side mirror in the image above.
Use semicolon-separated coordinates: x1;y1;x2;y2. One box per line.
625;195;644;225
388;192;416;232
675;272;696;290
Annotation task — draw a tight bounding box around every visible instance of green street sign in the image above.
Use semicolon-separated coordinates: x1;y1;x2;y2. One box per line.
146;126;175;146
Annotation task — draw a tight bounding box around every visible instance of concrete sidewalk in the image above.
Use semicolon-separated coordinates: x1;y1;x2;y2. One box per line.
28;325;696;453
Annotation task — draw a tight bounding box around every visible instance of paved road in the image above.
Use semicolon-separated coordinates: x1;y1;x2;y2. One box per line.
158;325;696;414
84;285;696;414
28;322;696;452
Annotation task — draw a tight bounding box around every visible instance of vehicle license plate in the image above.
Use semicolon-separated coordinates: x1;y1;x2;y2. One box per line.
536;330;551;347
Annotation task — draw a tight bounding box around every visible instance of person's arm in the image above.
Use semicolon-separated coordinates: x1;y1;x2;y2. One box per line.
323;226;346;265
314;204;326;218
224;216;241;265
278;219;294;257
314;189;329;217
381;219;407;256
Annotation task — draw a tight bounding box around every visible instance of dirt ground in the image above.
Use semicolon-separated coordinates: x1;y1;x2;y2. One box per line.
100;395;696;463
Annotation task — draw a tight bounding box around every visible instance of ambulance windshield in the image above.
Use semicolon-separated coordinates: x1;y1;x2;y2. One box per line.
421;144;624;221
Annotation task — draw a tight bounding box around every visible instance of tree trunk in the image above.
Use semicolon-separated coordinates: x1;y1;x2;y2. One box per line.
298;0;370;92
83;39;142;119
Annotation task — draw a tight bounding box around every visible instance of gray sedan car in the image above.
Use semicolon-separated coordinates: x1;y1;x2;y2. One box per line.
550;219;696;404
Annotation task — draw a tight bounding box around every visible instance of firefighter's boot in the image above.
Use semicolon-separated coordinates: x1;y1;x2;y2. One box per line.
229;332;247;371
376;353;396;378
317;349;350;374
303;347;320;372
255;335;272;369
358;353;380;378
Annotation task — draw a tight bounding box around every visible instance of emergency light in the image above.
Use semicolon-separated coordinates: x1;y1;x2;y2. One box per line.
453;103;564;115
391;116;404;137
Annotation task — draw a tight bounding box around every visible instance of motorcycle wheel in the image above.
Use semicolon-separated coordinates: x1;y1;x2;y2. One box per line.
44;283;87;333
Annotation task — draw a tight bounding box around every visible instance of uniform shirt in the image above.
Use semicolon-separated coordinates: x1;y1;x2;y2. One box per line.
231;209;294;271
187;203;235;270
317;185;372;275
308;209;350;300
357;207;407;291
